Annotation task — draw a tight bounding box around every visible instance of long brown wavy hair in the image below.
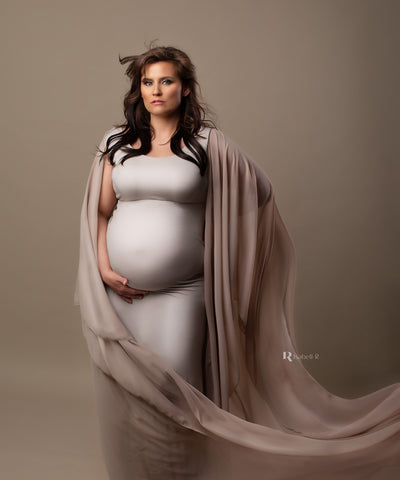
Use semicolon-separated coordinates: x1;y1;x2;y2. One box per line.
99;43;218;176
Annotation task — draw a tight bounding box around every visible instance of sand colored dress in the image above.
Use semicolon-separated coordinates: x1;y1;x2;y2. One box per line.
74;126;400;479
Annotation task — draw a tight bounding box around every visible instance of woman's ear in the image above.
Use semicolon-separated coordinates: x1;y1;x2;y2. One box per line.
183;88;190;97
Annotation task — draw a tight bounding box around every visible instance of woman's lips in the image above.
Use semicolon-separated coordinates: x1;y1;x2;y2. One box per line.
151;101;164;104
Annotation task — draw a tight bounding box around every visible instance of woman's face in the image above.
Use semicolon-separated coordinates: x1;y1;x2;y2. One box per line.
140;61;190;118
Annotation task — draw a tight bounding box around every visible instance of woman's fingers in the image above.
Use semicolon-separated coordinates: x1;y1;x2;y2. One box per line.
113;275;149;299
124;286;149;295
120;295;133;303
119;282;149;295
103;271;149;301
120;293;145;303
119;289;148;303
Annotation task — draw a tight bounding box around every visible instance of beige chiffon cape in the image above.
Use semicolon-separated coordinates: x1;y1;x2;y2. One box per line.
74;127;400;479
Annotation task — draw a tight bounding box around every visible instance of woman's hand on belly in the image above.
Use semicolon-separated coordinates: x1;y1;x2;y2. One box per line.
100;268;149;304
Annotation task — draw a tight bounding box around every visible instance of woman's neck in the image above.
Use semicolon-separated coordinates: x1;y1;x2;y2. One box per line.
149;114;179;142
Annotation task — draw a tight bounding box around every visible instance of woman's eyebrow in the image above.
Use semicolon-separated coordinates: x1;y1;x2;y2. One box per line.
141;76;175;81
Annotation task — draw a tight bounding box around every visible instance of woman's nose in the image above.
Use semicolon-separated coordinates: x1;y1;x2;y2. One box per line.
153;84;161;94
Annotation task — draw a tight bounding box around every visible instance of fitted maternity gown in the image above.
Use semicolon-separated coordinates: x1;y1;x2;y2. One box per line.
105;128;210;392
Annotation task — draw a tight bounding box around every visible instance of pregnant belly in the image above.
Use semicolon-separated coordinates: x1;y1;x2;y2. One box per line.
106;199;205;291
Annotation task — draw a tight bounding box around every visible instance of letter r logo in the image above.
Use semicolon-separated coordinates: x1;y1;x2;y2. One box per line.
283;351;293;362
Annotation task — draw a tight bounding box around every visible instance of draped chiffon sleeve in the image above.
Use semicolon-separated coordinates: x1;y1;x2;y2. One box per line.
74;126;400;480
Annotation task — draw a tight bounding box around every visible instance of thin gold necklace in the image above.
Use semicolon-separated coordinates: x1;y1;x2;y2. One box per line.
152;130;176;146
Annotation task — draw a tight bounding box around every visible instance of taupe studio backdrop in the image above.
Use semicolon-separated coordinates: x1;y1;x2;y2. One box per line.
1;0;399;478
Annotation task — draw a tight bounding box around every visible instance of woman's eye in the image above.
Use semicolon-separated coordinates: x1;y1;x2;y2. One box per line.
143;79;172;86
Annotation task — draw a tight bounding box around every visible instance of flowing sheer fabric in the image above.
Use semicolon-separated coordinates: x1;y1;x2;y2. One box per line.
74;127;400;479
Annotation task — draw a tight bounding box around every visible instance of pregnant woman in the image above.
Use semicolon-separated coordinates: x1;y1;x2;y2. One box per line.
75;44;400;479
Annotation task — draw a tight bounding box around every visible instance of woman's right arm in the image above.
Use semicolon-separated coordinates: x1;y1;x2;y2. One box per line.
97;157;117;277
97;156;148;303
